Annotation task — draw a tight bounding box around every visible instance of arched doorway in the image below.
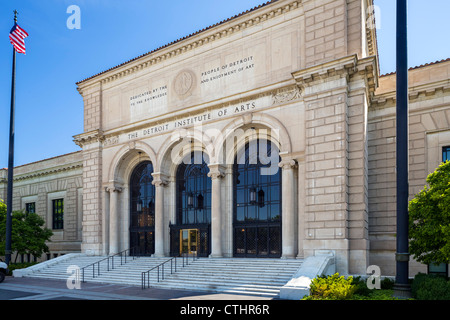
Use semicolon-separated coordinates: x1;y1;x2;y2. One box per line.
233;139;282;257
170;152;211;257
129;161;155;256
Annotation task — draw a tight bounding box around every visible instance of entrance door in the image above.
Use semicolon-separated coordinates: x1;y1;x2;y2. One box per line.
170;151;211;257
130;161;155;256
180;229;198;255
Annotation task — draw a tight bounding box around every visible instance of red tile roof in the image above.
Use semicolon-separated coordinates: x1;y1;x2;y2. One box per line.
380;58;450;77
76;0;278;85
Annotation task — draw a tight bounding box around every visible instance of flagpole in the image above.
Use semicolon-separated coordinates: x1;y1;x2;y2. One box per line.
393;0;411;298
5;10;18;266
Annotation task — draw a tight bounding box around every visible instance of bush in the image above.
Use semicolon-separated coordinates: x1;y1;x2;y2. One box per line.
303;274;398;300
6;262;37;276
412;273;450;300
409;161;450;265
380;277;395;290
352;276;372;296
305;273;356;300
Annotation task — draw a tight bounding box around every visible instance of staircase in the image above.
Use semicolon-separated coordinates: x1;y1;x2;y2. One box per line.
22;254;303;298
149;258;303;297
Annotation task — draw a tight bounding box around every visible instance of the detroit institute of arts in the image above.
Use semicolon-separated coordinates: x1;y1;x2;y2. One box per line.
2;0;450;277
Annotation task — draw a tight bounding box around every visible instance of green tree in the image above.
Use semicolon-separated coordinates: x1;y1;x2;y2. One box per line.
0;200;53;262
409;161;450;265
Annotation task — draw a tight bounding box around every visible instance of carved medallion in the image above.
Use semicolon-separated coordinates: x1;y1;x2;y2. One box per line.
174;70;196;98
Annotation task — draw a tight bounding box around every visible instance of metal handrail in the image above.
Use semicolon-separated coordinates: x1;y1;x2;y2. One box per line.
81;247;138;283
141;252;198;289
141;257;176;289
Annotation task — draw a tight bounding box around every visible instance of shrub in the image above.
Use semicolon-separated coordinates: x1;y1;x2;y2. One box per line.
303;274;398;300
380;277;395;290
305;273;356;300
409;161;450;266
352;276;372;296
412;273;450;300
6;262;37;276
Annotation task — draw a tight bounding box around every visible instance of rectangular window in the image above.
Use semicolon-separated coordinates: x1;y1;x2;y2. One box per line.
25;202;36;215
52;199;64;230
443;146;450;162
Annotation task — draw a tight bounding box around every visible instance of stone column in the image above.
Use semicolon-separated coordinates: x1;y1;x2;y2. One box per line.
152;173;169;257
107;186;122;255
103;187;110;256
280;159;297;259
208;164;226;258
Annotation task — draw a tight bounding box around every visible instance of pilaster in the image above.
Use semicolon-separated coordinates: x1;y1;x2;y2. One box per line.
152;173;169;257
279;159;298;259
208;164;226;258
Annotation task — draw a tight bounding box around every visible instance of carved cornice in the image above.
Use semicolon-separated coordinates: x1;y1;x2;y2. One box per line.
76;0;302;88
292;55;358;87
372;80;450;108
12;163;83;182
73;130;104;148
292;55;378;98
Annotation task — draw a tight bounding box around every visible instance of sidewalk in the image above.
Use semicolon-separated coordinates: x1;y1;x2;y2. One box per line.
0;276;273;300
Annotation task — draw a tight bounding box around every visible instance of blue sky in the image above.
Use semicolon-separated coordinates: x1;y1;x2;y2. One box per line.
0;0;449;168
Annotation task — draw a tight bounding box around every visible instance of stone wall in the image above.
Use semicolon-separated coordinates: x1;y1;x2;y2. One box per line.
369;59;450;276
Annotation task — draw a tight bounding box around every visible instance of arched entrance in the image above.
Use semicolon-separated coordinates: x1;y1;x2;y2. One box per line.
129;161;155;256
170;152;211;257
233;139;282;257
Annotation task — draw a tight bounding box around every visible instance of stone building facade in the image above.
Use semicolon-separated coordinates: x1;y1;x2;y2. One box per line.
0;152;83;261
2;0;450;277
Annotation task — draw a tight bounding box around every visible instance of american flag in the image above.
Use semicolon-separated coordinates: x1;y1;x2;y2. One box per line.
9;23;29;54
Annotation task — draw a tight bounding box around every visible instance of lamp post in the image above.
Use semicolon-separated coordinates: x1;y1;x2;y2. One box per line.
394;0;411;298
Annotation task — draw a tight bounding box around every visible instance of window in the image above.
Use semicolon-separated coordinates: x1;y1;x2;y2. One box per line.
443;146;450;162
233;139;282;258
176;152;211;226
129;161;155;256
52;199;64;230
25;202;36;215
428;263;448;277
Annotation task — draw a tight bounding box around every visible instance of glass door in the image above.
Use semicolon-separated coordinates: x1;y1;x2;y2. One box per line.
180;229;198;255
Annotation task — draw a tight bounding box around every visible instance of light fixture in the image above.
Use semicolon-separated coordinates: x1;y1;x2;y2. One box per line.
187;191;194;208
197;193;204;210
249;186;257;205
258;189;265;208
